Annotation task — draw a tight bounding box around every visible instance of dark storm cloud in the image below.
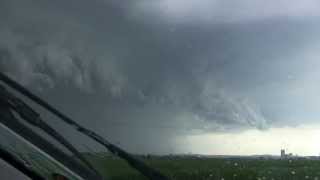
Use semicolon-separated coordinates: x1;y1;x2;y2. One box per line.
1;0;320;153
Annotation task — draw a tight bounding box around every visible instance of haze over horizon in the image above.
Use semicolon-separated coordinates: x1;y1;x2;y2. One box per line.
1;0;320;155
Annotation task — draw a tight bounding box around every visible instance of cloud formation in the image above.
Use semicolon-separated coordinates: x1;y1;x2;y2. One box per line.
135;0;320;23
1;0;320;153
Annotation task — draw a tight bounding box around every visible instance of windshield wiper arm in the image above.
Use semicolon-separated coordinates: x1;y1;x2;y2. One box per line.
0;72;169;180
0;85;100;176
0;101;103;180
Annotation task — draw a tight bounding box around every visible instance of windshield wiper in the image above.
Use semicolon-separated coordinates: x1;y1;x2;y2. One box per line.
0;72;169;180
0;145;45;180
0;85;101;177
0;95;103;180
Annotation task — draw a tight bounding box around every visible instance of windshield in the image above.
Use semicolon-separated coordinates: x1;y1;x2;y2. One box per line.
0;123;85;180
1;0;320;180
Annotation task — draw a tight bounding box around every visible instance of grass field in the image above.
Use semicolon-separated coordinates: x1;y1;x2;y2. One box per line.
86;155;320;180
23;152;320;180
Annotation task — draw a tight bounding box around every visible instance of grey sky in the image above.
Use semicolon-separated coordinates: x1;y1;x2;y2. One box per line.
1;0;320;154
134;0;320;23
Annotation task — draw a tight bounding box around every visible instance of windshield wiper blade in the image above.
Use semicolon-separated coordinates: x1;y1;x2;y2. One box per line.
0;145;45;180
0;85;100;176
0;103;102;180
0;72;169;180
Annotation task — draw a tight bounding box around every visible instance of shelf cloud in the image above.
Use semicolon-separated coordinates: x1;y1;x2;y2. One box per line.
1;0;320;153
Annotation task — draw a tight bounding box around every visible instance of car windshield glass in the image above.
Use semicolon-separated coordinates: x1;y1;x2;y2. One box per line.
0;123;85;180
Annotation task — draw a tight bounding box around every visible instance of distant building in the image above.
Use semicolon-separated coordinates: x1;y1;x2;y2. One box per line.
281;149;286;158
281;149;295;159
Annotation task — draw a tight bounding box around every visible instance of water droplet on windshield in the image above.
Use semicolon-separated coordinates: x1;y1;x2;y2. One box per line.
234;162;238;166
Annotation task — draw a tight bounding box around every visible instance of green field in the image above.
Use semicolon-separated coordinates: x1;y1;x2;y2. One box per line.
23;152;320;180
87;155;320;180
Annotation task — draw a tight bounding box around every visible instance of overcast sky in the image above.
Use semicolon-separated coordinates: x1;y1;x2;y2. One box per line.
1;0;320;155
